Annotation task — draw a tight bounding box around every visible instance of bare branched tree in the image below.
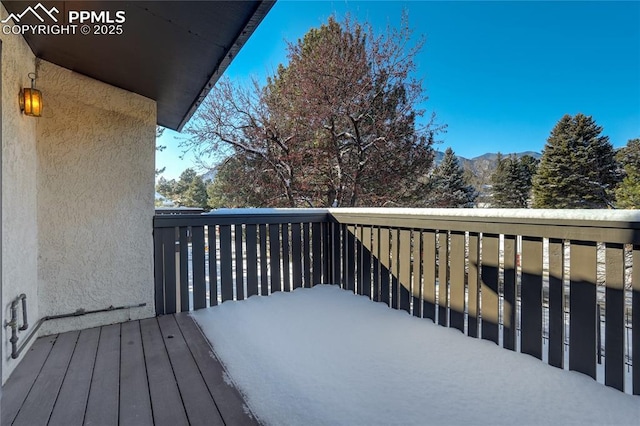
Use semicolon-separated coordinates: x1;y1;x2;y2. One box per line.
184;13;444;207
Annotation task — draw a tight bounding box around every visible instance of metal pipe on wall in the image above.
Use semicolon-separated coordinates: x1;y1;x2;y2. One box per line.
4;294;146;359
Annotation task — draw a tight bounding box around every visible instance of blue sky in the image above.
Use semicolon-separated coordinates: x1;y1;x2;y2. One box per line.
157;0;640;180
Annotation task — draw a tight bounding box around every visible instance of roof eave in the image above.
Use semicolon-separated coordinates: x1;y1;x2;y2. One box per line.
176;0;275;132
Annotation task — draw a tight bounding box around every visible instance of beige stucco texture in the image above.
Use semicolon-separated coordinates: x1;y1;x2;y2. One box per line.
2;2;157;382
36;61;157;335
1;3;40;383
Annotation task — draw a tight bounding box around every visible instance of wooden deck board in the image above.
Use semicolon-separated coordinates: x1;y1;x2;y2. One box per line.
1;315;257;426
48;327;100;426
1;335;56;425
12;331;79;426
140;318;189;426
174;312;259;426
84;324;121;426
119;320;154;426
158;315;225;425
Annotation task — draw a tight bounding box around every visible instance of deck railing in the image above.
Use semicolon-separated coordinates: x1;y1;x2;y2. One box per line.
153;208;640;396
153;209;331;313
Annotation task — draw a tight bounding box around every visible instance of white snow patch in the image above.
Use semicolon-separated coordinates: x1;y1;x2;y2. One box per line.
191;285;639;426
242;404;253;417
222;371;233;387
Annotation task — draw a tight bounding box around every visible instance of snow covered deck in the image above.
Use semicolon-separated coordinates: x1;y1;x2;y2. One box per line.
193;285;640;425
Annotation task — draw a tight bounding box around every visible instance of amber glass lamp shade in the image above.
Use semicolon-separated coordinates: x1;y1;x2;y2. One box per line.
20;87;42;117
20;74;42;117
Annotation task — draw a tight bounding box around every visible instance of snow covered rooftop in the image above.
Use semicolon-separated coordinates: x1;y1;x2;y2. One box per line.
192;285;640;425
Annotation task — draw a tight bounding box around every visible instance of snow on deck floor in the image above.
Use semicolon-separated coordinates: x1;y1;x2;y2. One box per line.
191;285;639;426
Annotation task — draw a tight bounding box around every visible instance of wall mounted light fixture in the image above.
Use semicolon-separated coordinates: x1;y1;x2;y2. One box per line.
19;73;42;117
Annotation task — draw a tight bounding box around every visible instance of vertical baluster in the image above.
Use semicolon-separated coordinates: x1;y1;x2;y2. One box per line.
371;227;381;302
412;230;422;318
259;224;268;295
390;228;400;309
281;223;291;292
449;231;465;333
208;225;219;306
398;230;412;313
339;224;346;288
153;228;166;315
379;228;391;306
361;226;373;299
548;238;564;366
521;236;543;358
245;224;259;297
192;226;206;309
312;222;322;286
481;234;499;344
178;227;189;312
422;231;437;322
219;225;233;302
569;241;597;379
355;225;363;295
269;224;281;293
163;227;178;314
303;223;311;287
321;222;330;284
331;222;341;285
438;231;449;327
467;232;480;337
605;243;624;391
503;235;517;350
234;224;244;300
345;225;356;293
291;223;303;290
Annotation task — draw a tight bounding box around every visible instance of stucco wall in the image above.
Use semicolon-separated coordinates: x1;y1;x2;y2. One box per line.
36;60;156;336
1;3;40;383
1;3;156;384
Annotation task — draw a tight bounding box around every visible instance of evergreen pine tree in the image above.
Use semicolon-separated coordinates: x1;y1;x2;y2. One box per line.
183;175;209;208
491;153;509;206
491;154;538;208
615;138;640;208
156;168;210;208
427;147;477;207
532;114;619;208
156;176;178;200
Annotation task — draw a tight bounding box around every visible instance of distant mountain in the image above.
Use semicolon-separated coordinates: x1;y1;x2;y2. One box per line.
433;150;541;167
432;150;542;205
459;151;540;183
466;151;541;166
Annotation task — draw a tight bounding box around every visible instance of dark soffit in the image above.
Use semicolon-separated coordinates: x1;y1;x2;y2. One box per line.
2;1;275;131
